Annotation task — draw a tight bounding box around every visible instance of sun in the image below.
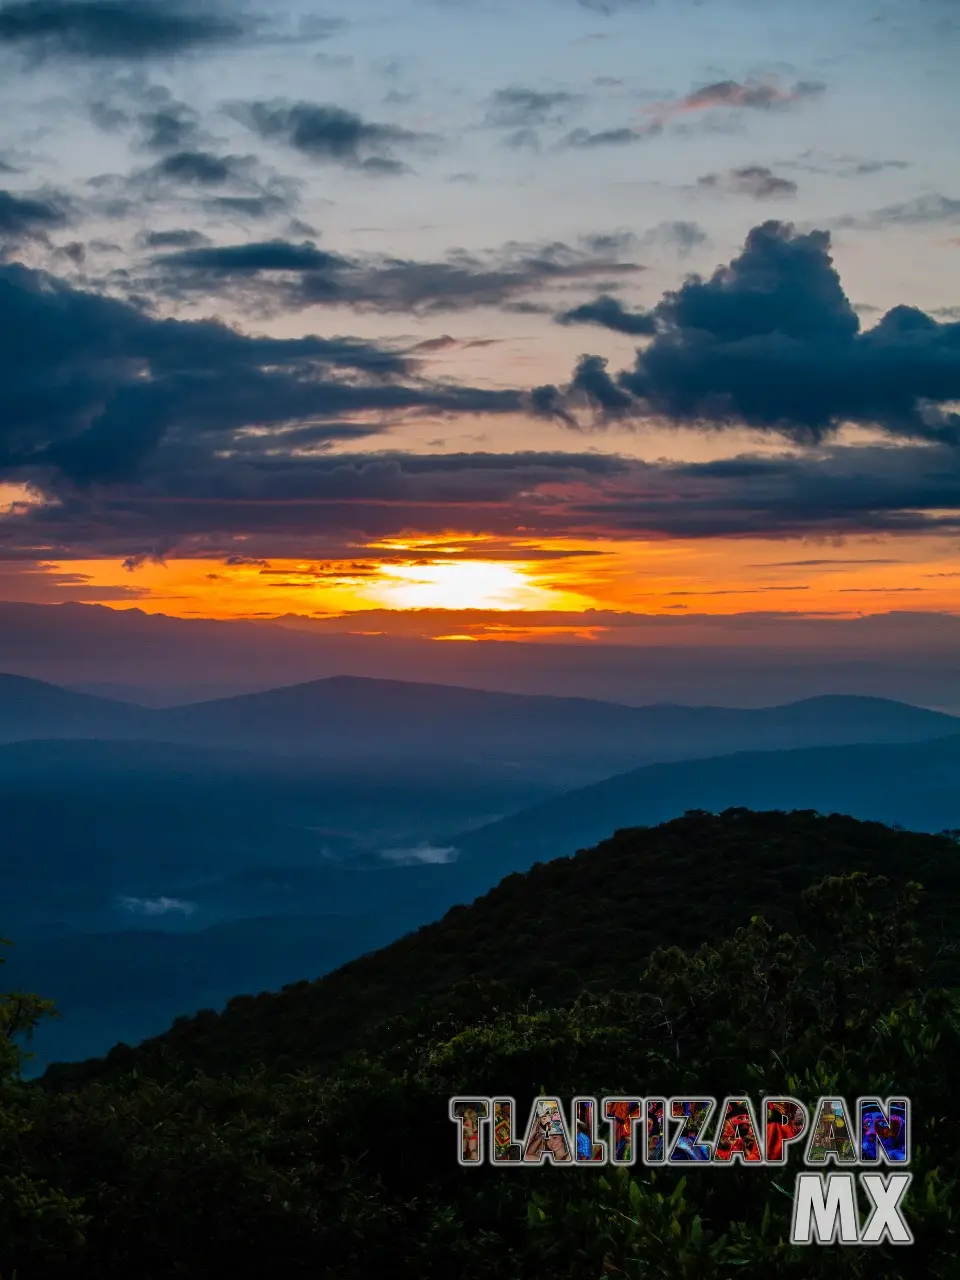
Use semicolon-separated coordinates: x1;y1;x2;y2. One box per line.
370;559;561;610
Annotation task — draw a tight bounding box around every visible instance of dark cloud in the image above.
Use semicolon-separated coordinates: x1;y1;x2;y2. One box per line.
232;100;429;172
138;103;202;153
145;150;254;187
529;384;576;428
149;235;644;314
90;156;303;226
409;335;501;354
137;228;210;249
569;354;634;412
1;449;632;561
789;154;910;179
639;220;708;255
0;188;70;239
409;335;459;353
85;81;303;216
484;86;581;129
88;83;208;163
0;0;251;62
0;261;525;489
156;239;349;273
698;166;798;199
53;239;85;264
556;294;656;334
563;124;653;148
837;193;960;229
201;192;297;219
87;97;130;132
354;156;408;177
553;220;960;445
561;443;960;541
846;159;909;176
579;229;638;255
6;438;960;560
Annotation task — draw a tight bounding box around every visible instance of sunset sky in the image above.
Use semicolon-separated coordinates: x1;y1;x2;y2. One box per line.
0;0;958;643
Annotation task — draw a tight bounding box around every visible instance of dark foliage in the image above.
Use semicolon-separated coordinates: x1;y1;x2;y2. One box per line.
2;810;958;1277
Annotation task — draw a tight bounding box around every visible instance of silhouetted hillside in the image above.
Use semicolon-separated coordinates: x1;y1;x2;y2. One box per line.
43;810;960;1087
6;810;958;1279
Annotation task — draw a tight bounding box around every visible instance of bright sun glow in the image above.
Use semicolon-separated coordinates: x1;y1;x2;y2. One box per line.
370;560;562;610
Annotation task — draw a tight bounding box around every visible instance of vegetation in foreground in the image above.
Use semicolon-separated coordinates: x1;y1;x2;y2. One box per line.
2;810;959;1277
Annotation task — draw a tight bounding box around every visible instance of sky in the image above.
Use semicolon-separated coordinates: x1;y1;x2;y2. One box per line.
0;0;958;647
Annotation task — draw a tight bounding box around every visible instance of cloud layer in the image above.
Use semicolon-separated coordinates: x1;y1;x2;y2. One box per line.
550;220;960;445
148;234;644;313
0;261;522;486
0;0;250;62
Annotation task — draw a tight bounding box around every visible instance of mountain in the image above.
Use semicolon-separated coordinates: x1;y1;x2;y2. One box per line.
446;731;960;885
3;670;959;785
8;724;960;1071
65;682;184;707
150;681;960;784
0;673;150;743
0;737;548;936
4;598;960;711
12;810;958;1279
42;809;960;1087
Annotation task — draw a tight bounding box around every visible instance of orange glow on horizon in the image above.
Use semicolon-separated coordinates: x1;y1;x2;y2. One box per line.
15;529;959;629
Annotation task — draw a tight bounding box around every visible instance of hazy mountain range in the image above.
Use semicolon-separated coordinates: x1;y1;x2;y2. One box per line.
3;600;960;711
2;671;958;782
3;669;960;1072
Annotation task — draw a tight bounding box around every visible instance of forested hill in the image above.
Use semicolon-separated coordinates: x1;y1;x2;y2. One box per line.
43;808;960;1089
7;809;960;1278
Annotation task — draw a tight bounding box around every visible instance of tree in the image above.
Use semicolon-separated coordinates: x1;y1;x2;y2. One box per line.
0;939;88;1277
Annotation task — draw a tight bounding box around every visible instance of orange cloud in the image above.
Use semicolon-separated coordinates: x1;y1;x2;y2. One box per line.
644;78;824;123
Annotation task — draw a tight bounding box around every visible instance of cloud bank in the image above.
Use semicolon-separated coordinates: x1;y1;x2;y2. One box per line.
548;220;960;445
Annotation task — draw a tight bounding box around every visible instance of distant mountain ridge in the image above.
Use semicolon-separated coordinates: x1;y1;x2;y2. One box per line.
2;671;959;786
4;598;960;710
0;673;151;740
446;731;960;887
5;671;960;1074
